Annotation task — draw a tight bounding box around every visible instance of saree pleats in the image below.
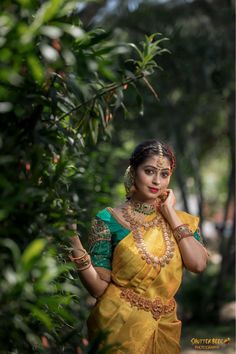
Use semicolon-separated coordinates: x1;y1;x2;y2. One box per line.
87;210;199;353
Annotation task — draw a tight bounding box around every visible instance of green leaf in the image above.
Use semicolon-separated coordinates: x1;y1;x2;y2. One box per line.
21;0;65;43
27;55;44;83
21;239;46;269
40;25;62;39
40;44;59;62
30;306;53;330
62;24;84;39
89;117;99;144
128;43;143;60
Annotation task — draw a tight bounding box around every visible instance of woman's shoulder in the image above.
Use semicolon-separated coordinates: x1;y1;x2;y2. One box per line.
110;203;126;214
175;210;199;232
96;203;125;217
95;203;130;230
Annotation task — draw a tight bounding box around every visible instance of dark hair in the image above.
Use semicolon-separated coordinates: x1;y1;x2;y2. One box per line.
130;139;176;171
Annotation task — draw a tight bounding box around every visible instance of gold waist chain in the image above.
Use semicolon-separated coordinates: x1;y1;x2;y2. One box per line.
120;287;175;321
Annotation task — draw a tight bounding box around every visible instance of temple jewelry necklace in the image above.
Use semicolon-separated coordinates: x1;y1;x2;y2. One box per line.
122;200;175;268
130;199;156;215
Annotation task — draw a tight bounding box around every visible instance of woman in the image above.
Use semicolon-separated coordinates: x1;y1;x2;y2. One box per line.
70;140;208;354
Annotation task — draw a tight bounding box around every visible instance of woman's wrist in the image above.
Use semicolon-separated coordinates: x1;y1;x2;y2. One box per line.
161;204;175;219
72;247;86;258
173;224;194;243
69;248;92;271
160;205;182;230
70;234;85;255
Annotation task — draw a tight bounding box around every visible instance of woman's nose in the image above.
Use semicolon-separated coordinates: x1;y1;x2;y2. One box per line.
153;173;160;185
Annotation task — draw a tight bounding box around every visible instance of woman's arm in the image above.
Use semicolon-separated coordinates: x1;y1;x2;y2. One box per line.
160;190;208;273
70;235;109;298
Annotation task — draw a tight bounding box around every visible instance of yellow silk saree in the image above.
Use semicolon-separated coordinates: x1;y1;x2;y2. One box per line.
87;209;199;354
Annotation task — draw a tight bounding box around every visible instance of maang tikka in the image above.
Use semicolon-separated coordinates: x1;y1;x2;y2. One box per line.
124;166;136;198
156;143;164;169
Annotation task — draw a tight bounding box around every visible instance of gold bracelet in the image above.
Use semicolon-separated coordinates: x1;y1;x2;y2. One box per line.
69;248;86;260
74;255;91;271
77;262;92;271
173;224;194;243
69;250;92;271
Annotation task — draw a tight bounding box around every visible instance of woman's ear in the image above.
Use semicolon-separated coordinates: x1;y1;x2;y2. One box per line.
129;184;137;195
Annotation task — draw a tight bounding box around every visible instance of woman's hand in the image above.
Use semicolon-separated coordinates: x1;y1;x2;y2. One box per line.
159;189;176;208
158;189;176;221
67;223;85;257
70;235;84;253
66;221;110;298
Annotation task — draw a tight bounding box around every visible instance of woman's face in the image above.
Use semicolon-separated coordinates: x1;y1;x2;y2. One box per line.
133;154;172;204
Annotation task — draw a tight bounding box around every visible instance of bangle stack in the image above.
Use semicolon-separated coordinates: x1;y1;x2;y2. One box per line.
173;224;194;243
69;249;92;271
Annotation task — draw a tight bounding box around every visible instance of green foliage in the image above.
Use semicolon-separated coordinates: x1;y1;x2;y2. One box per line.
128;33;169;74
0;238;117;353
0;238;79;352
0;0;168;352
0;0;166;144
0;0;168;247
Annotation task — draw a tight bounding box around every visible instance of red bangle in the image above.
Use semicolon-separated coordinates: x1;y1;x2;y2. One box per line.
173;224;194;243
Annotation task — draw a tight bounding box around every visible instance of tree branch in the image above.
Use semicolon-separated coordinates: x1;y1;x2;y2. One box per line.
50;73;144;127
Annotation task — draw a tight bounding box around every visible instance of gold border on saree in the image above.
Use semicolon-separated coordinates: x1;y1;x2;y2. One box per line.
120;287;175;320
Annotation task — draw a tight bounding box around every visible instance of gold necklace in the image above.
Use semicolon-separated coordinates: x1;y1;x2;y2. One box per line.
122;201;175;268
130;199;156;215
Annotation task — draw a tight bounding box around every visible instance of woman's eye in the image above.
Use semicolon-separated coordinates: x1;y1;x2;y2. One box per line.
161;172;170;178
145;169;154;175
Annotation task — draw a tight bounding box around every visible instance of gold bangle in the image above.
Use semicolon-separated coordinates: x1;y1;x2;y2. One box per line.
69;248;87;260
173;224;194;243
69;250;92;271
76;261;92;271
74;255;91;271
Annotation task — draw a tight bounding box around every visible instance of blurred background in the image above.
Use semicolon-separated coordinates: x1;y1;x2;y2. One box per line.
0;0;235;353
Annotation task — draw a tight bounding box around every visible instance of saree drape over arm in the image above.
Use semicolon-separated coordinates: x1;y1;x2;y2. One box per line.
87;208;201;354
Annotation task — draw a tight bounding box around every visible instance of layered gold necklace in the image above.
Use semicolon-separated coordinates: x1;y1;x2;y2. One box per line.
122;199;175;268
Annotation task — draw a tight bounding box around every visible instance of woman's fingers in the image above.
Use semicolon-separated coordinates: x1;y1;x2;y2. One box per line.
68;222;77;231
166;189;176;206
161;189;176;207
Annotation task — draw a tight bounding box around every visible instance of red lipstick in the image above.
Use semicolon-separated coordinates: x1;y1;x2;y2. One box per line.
148;187;159;193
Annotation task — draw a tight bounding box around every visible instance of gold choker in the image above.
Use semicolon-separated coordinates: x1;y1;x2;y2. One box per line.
130;199;156;215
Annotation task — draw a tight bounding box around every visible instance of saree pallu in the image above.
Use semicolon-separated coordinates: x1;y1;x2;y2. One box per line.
87;210;199;354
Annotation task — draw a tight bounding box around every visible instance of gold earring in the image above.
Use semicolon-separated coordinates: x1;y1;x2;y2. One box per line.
124;166;136;198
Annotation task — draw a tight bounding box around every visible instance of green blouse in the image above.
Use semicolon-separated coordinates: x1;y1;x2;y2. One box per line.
87;208;203;271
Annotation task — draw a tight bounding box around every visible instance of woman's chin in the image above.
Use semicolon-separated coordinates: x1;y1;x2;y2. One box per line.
144;194;159;203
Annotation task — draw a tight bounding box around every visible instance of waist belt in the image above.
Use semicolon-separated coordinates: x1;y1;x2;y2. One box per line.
120;287;175;320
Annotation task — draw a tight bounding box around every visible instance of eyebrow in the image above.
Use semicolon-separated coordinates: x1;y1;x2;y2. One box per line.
143;165;171;171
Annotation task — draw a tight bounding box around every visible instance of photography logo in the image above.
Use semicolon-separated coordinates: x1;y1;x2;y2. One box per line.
191;337;232;350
